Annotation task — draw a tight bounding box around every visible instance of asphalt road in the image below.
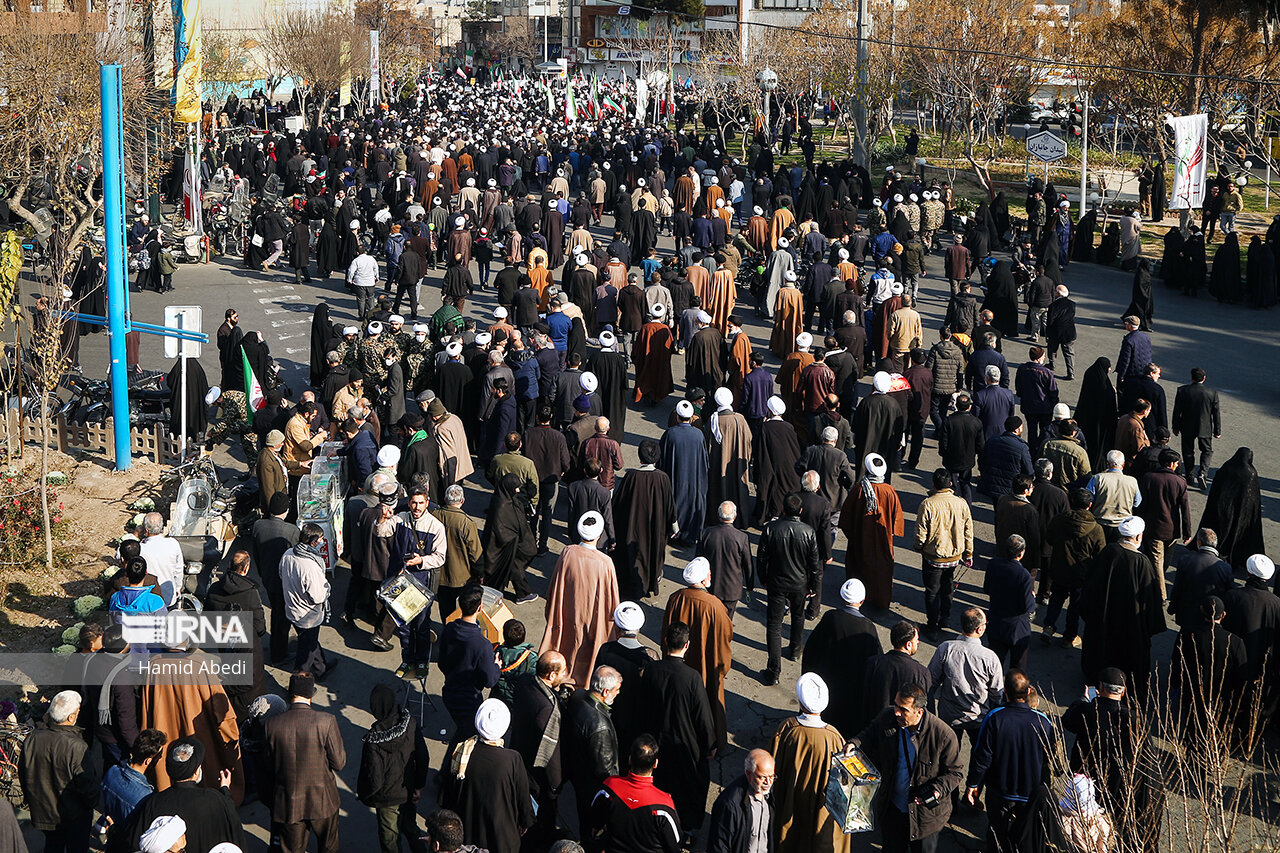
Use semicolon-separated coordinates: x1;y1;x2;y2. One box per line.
58;210;1280;852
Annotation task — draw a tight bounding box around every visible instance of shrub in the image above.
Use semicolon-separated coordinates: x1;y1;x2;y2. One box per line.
71;596;103;619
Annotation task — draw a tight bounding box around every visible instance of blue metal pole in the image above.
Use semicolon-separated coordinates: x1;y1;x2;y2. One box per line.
101;64;132;471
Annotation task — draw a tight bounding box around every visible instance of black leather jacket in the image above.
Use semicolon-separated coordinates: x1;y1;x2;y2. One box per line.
756;516;820;594
563;689;619;791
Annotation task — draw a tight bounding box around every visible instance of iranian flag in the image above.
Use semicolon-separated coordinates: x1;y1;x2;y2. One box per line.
242;351;266;423
590;75;600;118
543;81;554;114
602;95;623;115
565;81;577;125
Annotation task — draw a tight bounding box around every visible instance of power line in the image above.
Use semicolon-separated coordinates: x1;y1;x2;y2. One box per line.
583;0;1280;88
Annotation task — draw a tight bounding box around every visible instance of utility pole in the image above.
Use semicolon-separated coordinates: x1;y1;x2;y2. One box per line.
1078;90;1089;218
854;0;869;167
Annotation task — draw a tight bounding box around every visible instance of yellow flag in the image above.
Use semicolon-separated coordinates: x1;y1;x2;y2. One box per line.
173;0;203;123
340;39;352;107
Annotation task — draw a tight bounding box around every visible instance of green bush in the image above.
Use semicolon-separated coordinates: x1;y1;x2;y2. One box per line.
61;623;84;645
72;595;103;619
0;480;70;570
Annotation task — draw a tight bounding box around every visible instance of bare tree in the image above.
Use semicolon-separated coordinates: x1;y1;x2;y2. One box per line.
356;0;438;102
263;8;365;123
486;16;543;72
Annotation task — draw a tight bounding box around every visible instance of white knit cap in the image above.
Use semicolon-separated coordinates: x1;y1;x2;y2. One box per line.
766;395;786;415
796;672;829;713
474;698;511;740
578;510;605;541
1247;554;1275;581
872;372;891;393
580;372;599;392
840;578;866;605
682;556;711;586
1052;403;1071;420
614;601;644;632
676;400;695;419
714;387;734;409
1117;516;1145;537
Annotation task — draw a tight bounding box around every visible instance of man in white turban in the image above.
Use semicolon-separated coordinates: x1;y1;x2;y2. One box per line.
441;698;534;853
594;602;660;752
539;511;622;687
853;374;905;483
661;557;734;747
1079;514;1167;699
769;672;850;853
139;815;187;853
801;578;883;735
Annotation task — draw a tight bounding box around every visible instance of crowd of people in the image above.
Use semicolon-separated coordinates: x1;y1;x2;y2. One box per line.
17;68;1277;853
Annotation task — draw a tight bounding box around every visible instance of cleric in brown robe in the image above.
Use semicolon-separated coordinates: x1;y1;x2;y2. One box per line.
706;388;753;527
839;453;905;610
632;303;675;404
662;557;733;748
539;511;621;687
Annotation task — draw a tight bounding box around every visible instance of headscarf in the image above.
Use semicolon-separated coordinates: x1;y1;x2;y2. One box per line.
1199;447;1264;568
1074;357;1117;468
310;302;333;386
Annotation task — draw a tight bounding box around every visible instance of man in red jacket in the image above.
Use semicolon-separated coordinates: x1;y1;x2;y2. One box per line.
588;735;682;853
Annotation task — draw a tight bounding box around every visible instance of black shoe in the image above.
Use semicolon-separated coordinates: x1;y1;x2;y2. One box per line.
516;593;538;604
317;659;340;681
1196;472;1208;490
759;669;779;686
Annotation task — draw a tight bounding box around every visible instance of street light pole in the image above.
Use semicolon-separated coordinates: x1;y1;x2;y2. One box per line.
854;0;868;167
1078;90;1089;218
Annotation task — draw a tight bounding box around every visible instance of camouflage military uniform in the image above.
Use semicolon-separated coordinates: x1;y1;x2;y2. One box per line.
388;330;413;357
358;335;391;386
903;201;921;233
865;205;886;233
206;390;258;463
921;200;945;247
404;338;433;394
336;338;360;368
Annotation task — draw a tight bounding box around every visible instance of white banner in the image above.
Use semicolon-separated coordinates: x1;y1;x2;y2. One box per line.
369;30;381;104
635;77;648;123
1167;113;1208;210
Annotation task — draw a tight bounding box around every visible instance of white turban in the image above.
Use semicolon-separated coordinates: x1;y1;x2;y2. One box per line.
840;578;867;605
778;237;790;248
893;193;904;203
838;248;849;260
891;282;904;296
753;205;763;215
796;332;813;350
494;306;508;319
614;601;644;633
714;387;734;409
377;446;402;468
455;216;466;227
413;323;429;334
1117;516;1145;538
676;400;695;419
783;270;798;282
204;387;221;405
367;321;383;334
599;330;617;350
1247;554;1275;581
872;372;891;394
140;816;187;853
390;315;406;326
580;372;599;393
578;510;605;541
766;395;786;416
909;193;919;202
349;219;361;230
650;302;667;317
474;332;492;346
208;845;245;853
343;326;359;336
796;672;829;714
446;341;463;357
683;556;711;586
474;698;511;741
696;310;713;324
864;453;887;478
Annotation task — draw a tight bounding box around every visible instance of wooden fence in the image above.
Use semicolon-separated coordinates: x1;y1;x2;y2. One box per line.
7;412;182;466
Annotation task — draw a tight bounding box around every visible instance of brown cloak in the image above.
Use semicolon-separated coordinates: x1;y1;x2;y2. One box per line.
707;269;737;332
769;207;796;251
140;651;245;803
662;587;733;746
708;410;753;523
633;321;675;402
770;287;806;357
839;482;905;609
770;716;850;853
539;544;621;688
674;175;696;215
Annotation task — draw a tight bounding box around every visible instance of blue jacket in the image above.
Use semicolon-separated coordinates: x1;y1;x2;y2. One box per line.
1116;330;1152;381
509;353;542;403
1014;362;1059;416
546;312;573;352
967;348;1009;389
101;763;153;825
983;557;1035;646
109;584;166;615
437;619;500;712
343;429;379;487
968;702;1056;801
974;385;1017;440
979;433;1034;498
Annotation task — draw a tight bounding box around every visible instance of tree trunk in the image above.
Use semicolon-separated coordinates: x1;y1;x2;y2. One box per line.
40;417;51;568
1186;5;1211;116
